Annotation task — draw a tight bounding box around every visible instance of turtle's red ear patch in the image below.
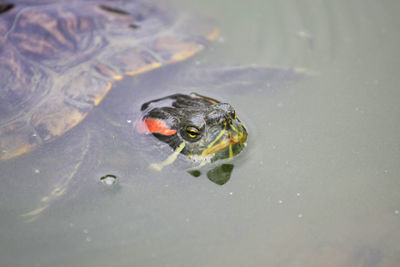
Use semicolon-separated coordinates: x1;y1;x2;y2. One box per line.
136;118;176;136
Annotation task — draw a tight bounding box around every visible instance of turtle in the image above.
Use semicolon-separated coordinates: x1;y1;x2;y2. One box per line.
0;0;305;219
0;0;219;161
138;93;247;165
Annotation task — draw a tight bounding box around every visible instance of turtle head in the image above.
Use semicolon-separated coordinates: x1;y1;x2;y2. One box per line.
139;93;247;162
179;102;247;161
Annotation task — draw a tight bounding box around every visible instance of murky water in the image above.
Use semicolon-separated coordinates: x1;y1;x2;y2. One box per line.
1;0;400;266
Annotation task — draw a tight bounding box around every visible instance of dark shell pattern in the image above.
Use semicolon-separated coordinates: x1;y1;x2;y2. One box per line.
0;0;218;160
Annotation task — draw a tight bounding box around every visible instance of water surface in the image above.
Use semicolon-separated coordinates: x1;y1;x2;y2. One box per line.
1;0;400;266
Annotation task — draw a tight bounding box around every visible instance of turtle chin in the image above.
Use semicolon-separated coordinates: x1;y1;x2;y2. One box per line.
210;142;247;162
199;121;248;161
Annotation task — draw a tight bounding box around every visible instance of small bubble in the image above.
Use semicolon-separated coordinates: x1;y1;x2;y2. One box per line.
298;213;303;218
34;169;40;174
185;218;190;223
296;193;301;197
394;210;399;215
83;229;89;234
278;200;283;204
100;174;118;186
229;192;234;195
86;237;92;242
126;119;132;123
297;31;312;39
32;133;37;137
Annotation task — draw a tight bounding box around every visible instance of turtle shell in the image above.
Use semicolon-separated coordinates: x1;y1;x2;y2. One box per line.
0;0;218;160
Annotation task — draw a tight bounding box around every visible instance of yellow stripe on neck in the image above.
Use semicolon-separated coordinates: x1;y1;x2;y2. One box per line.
150;142;186;171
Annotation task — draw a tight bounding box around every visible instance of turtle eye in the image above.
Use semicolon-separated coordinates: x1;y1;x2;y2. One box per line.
186;126;200;139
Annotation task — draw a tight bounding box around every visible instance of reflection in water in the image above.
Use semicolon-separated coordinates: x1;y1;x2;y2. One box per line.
187;163;234;185
187;169;202;177
206;164;234;185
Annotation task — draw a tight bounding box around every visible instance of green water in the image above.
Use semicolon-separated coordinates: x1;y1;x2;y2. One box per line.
1;0;400;266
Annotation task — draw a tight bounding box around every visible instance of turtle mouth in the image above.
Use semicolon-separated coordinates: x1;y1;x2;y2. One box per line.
201;122;247;159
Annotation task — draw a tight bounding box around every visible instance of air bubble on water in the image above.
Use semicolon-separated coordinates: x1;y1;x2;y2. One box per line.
394;210;399;215
297;30;312;39
34;169;40;174
298;213;303;218
83;229;89;234
86;237;92;242
296;193;301;197
126;119;132;123
229;192;234;195
100;174;118;186
278;200;283;204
